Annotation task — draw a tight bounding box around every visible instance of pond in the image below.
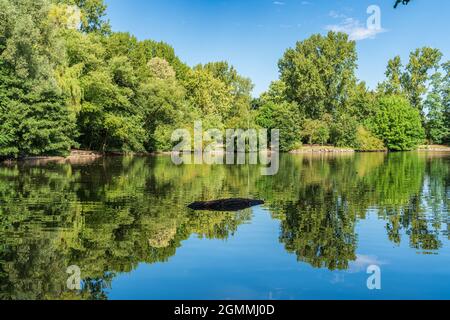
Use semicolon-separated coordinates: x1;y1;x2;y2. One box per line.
0;152;449;300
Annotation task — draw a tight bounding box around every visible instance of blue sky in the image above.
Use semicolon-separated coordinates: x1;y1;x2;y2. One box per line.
105;0;450;96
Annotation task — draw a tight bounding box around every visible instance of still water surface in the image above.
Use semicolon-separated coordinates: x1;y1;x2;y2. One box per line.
0;153;449;300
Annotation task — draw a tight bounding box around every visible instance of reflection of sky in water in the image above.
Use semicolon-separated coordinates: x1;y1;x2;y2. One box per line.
109;207;450;300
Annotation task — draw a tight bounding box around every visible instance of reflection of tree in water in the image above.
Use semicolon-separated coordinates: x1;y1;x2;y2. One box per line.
0;157;252;299
0;239;68;300
0;153;448;299
266;153;449;269
379;155;448;251
279;185;357;270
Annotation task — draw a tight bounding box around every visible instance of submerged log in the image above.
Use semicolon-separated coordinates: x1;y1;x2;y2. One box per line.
188;198;264;212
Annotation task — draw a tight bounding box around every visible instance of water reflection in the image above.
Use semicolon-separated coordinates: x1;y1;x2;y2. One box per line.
0;153;448;299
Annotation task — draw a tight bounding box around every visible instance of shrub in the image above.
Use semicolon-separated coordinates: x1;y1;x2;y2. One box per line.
368;95;425;151
330;114;359;148
355;127;386;151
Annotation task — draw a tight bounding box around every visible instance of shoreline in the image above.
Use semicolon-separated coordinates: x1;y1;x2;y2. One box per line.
2;145;449;165
289;146;356;154
417;145;450;152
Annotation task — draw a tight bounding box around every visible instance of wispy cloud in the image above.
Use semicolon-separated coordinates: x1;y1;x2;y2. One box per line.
273;1;285;5
326;13;386;41
329;10;346;19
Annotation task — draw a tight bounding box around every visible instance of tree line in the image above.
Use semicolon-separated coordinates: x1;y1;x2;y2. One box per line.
0;0;448;159
255;33;449;152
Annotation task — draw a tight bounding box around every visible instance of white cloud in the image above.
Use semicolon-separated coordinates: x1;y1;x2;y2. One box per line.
329;10;346;19
326;17;386;41
273;1;285;5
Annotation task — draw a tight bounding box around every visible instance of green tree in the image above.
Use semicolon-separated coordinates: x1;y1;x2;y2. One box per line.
380;48;442;119
147;57;176;80
301;119;330;146
0;0;76;158
368;95;425;151
258;80;287;106
351;82;377;121
137;68;186;151
184;67;232;130
329;113;359;148
378;56;403;95
132;39;190;81
425;72;449;144
279;31;357;120
403;47;442;116
194;62;254;129
255;101;303;151
55;0;110;34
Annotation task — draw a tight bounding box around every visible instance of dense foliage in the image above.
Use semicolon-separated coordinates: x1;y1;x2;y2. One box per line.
367;95;425;151
256;32;448;151
0;0;448;158
0;0;254;158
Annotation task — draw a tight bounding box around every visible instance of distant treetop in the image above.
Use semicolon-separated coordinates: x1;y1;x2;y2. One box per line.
394;0;411;9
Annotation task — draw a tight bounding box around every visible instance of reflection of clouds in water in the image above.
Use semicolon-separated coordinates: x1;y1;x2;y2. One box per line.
330;273;345;284
348;254;387;273
330;255;386;284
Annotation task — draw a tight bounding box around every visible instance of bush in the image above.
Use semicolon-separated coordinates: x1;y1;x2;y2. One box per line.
368;95;425;151
356;127;386;151
330;114;359;148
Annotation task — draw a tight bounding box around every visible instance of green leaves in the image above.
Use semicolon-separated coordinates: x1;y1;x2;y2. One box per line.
379;48;447;144
0;69;77;158
403;47;442;113
256;101;303;152
425;72;450;144
369;95;425;151
55;0;110;34
279;31;357;120
355;127;386;151
0;0;65;83
272;31;362;150
301;119;330;146
0;0;76;158
379;47;443;115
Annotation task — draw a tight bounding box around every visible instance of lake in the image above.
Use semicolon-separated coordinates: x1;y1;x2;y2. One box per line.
0;152;449;300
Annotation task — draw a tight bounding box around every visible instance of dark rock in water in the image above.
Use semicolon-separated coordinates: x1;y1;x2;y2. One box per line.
188;198;264;212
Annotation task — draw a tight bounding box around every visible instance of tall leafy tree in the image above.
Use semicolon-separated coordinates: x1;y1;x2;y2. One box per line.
55;0;110;33
194;62;254;129
278;31;357;120
0;0;76;158
402;47;442;116
379;47;443;129
425;72;449;144
378;56;403;95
